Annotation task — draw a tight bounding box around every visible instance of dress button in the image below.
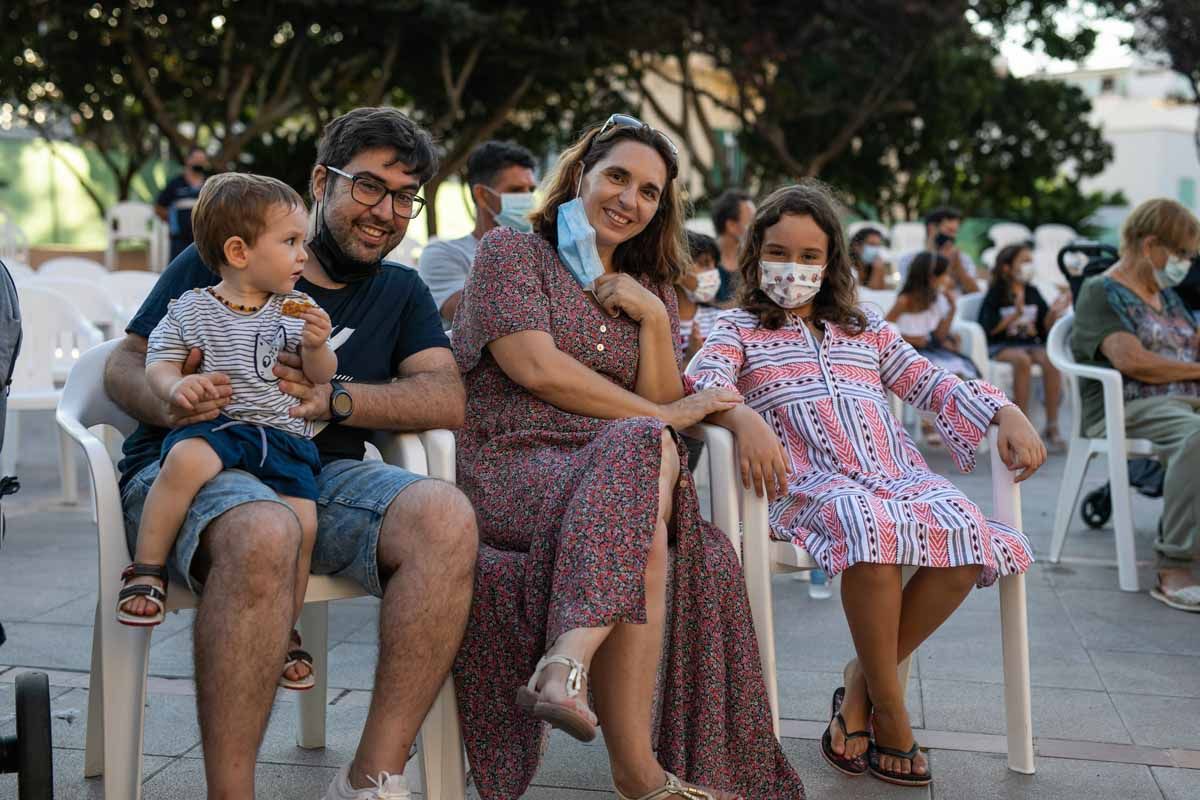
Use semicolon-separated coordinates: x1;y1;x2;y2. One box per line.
597;343;605;352
600;325;608;333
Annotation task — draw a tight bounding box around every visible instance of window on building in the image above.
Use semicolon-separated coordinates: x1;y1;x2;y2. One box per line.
710;128;745;190
1180;177;1197;210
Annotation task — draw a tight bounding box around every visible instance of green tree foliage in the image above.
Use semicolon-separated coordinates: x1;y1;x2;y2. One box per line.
1126;0;1200;163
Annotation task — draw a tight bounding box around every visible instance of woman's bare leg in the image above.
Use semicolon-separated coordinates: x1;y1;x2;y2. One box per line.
1028;348;1062;431
992;348;1032;415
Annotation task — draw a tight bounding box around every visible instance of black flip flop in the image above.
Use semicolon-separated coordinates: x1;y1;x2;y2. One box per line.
819;687;869;776
868;740;932;787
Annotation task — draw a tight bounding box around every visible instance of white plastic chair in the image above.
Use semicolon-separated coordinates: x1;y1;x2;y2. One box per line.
101;271;160;325
28;277;125;339
956;291;1042;397
106;202;163;271
988;222;1032;249
688;421;1034;774
55;339;468;800
39;256;110;283
0;218;31;265
3;286;102;503
3;260;35;283
847;220;887;240
1045;312;1156;592
890;222;927;256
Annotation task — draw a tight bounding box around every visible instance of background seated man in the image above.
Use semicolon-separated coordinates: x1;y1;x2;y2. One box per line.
897;206;981;294
106;107;478;799
1071;197;1200;613
418;140;537;326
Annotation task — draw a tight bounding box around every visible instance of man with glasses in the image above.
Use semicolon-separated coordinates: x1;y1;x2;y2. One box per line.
104;107;477;800
418;140;537;325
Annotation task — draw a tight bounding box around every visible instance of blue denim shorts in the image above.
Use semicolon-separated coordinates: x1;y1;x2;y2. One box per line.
121;457;427;595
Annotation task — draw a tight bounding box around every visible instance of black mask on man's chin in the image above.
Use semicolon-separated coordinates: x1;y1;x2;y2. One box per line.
307;198;381;284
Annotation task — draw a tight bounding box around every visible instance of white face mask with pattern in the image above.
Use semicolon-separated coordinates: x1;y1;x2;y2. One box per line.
685;268;721;303
759;260;824;308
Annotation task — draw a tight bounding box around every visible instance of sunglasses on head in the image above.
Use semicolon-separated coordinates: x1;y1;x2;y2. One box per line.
594;113;678;157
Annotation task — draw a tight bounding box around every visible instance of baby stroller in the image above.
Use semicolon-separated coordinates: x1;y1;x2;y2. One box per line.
1057;241;1165;528
0;258;53;799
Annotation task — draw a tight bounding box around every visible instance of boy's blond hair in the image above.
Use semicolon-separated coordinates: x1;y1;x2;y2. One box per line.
1120;198;1200;257
191;172;305;273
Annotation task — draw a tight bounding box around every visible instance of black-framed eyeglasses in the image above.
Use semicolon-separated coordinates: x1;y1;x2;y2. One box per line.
594;113;678;157
323;165;426;219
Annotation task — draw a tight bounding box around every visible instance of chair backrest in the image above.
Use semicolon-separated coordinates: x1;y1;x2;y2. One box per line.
0;219;30;264
890;222;926;255
956;291;985;325
39;256;109;282
57;338;138;438
858;287;898;317
108;202;158;240
980;246;998;270
988;222;1032;249
1034;223;1077;252
4;260;34;283
100;271;160;322
1045;310;1089;438
28;277;123;333
12;286;103;393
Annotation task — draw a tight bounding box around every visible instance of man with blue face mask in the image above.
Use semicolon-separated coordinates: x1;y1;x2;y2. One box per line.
419;140;538;325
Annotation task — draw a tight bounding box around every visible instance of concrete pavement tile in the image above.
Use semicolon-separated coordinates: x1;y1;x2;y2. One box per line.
325;641;378;691
1110;693;1200;750
1058;588;1200;657
921;680;1131;744
0;587;93;623
0;677;77;737
34;687;201;757
326;599;378;642
255;694;372;769
0;748;172;800
146;626;196;678
1042;561;1158;591
1090;651;1200;698
523;730;611;791
142;756;340;799
1151;766;1200;800
0;622;94;672
929;748;1162;800
513;789;614;799
780;736;932;798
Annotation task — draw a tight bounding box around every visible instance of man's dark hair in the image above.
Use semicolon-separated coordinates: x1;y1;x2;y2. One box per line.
924;206;963;228
711;189;752;236
686;230;719;264
466;140;536;188
315;107;439;186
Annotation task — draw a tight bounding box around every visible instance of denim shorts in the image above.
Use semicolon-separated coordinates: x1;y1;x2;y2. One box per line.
121;457;427;595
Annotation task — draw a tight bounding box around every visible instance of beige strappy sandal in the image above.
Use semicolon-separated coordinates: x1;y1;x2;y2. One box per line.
614;771;739;800
515;654;597;742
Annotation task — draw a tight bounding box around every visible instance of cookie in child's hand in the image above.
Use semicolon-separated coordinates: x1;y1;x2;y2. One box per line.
281;299;316;318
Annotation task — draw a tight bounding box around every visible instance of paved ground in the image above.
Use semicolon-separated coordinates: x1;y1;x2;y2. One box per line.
1;408;1198;799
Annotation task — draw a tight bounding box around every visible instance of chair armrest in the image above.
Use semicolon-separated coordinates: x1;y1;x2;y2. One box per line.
686;423;740;555
986;425;1022;531
372;429;457;483
950;319;988;376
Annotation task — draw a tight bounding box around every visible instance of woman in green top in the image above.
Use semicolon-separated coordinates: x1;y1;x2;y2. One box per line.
1071;198;1200;612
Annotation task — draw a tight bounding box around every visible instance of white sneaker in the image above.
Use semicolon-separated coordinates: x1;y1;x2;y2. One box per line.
322;763;411;800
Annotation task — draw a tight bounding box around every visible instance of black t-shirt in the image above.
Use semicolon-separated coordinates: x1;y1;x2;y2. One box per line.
118;244;450;488
155;175;203;246
979;283;1050;346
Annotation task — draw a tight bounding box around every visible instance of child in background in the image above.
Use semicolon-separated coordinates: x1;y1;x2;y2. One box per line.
116;173;337;692
688;181;1043;788
849;226;892;289
675;231;724;362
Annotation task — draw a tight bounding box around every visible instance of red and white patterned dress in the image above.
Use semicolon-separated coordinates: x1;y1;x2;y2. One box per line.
687;309;1033;586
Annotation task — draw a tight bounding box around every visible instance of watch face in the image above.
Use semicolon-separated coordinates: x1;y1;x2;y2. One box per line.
332;391;353;417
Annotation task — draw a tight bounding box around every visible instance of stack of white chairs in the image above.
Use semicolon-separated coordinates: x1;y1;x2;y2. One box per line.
988;222;1033;250
890;221;927;256
3;260;35;283
106;202;164;271
27;276;124;343
1045;312;1157;591
101;271;161;327
56;339;469;800
682;364;1034;774
40;256;110;283
3;285;103;503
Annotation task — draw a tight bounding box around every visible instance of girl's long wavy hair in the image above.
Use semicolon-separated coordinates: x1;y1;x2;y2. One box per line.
898;251;949;311
737;181;867;334
530;122;687;286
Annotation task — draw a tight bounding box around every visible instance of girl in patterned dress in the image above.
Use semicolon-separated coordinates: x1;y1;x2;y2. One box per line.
687;182;1045;788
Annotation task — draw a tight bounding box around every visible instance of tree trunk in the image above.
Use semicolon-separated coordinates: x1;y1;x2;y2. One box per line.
424;176;442;238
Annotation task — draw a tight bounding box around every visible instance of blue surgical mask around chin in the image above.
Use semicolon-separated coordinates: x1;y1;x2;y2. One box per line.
1156;255;1191;289
556;196;605;290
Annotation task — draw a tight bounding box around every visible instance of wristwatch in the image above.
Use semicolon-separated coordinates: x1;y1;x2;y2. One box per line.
328;381;353;423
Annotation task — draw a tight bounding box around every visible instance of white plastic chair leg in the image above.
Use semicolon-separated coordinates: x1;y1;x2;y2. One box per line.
418;677;467;800
1050;443;1091;562
999;574;1035;774
84;602;106;778
1;410;18;475
1107;454;1140;592
740;485;780;738
296;601;329;749
59;424;78;504
101;608;154;799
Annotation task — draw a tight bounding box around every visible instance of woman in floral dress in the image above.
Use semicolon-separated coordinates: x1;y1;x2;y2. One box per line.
688;183;1044;788
451;118;805;800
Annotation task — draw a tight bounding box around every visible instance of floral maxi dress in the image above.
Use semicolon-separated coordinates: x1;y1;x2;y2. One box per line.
687;309;1033;585
451;228;805;800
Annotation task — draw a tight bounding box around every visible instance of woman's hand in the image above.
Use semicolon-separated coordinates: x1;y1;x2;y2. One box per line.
994;405;1046;482
730;408;792;500
593;273;666;323
659;387;742;429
